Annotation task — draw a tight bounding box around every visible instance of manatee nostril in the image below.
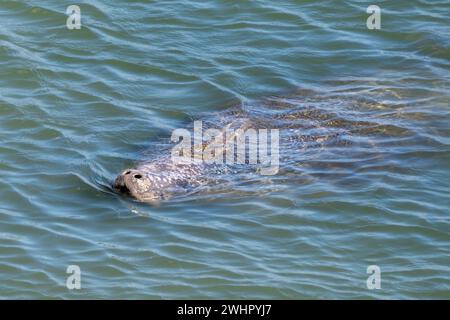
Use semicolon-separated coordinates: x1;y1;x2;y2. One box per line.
125;171;131;175
134;174;142;179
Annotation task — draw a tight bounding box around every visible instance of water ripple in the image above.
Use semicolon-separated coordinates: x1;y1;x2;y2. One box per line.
0;0;449;299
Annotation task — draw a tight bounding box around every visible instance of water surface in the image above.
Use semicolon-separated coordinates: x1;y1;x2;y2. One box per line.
0;0;449;299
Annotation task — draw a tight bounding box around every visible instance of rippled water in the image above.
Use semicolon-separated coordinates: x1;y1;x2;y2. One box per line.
0;1;449;299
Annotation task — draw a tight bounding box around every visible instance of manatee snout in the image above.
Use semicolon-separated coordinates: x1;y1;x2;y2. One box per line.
113;169;145;195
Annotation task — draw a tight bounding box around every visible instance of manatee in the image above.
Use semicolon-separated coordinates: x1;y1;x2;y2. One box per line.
113;91;407;203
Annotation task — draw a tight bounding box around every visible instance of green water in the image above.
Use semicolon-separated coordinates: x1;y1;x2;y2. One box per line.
0;0;449;299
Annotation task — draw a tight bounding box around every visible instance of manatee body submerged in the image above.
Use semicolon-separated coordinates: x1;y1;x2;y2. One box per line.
114;91;392;203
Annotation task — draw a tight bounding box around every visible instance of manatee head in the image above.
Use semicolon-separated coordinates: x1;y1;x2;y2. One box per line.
113;168;163;202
